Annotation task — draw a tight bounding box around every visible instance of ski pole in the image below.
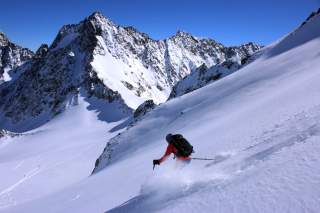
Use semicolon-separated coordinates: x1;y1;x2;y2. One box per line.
191;157;216;161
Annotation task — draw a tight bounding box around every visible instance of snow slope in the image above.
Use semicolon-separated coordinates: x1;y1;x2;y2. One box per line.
91;36;168;108
1;9;320;213
0;94;129;210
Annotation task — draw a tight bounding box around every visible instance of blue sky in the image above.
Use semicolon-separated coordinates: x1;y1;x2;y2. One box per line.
0;0;319;51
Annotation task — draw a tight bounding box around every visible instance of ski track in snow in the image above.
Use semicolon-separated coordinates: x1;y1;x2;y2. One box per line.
13;161;24;170
0;166;40;209
232;107;320;172
0;167;40;197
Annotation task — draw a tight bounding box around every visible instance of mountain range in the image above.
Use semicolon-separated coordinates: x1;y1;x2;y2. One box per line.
0;12;261;132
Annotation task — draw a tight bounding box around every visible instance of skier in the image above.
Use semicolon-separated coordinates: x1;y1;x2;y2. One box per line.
153;133;193;168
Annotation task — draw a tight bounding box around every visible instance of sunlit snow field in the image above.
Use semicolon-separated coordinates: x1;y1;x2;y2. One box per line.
1;11;320;213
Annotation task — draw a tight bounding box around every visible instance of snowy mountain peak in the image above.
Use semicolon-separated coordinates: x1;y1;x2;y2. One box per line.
35;44;49;59
301;8;320;26
87;11;113;23
85;11;118;32
88;11;105;20
50;24;79;50
173;30;196;39
0;12;261;131
0;33;34;82
123;26;151;41
0;32;10;46
169;30;211;45
239;42;262;51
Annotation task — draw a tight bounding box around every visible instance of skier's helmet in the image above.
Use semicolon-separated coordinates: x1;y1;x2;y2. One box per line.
166;134;173;143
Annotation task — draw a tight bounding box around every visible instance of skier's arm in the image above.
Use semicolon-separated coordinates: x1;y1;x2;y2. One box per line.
159;144;174;163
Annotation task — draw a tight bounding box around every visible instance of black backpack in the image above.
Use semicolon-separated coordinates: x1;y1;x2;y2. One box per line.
170;134;194;157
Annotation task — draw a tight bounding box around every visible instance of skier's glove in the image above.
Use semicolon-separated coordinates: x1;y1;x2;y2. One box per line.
153;159;160;166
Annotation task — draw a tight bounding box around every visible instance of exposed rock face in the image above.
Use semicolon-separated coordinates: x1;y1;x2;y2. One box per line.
0;12;261;131
300;8;320;27
34;44;49;59
0;14;131;131
168;43;262;99
133;100;156;119
0;129;20;138
0;32;34;82
87;13;262;107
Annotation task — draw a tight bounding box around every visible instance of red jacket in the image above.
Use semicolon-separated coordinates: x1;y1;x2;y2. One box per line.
159;143;191;163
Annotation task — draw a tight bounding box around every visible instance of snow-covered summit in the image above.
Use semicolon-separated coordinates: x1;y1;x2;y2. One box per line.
0;32;34;82
0;11;261;131
300;8;320;27
0;32;10;46
34;44;49;59
79;11;261;107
